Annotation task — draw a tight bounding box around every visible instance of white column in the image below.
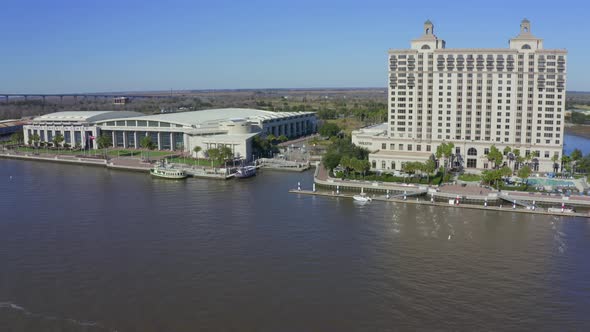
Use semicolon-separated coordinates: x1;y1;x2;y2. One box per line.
134;131;138;149
122;131;127;148
111;131;116;148
157;132;161;150
23;128;29;145
170;132;174;151
81;130;86;149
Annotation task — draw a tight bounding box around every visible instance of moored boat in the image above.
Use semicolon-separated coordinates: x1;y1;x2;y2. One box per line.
353;194;372;203
548;206;575;213
235;165;256;178
150;167;187;179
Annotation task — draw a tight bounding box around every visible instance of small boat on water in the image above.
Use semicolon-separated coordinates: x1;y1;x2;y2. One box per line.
353;194;372;203
235;165;256;178
548;206;575;213
150;167;187;179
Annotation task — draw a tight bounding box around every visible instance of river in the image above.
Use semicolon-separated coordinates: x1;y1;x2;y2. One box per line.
1;142;590;331
564;133;590;156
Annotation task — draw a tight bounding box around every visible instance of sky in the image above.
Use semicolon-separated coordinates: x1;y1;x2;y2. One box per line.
1;0;589;93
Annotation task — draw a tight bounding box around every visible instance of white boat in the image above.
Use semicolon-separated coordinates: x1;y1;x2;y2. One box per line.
235;165;256;178
548;207;575;213
353;194;372;203
150;167;187;179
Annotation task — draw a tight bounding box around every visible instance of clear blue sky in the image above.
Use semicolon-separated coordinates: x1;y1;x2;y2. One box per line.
1;0;588;93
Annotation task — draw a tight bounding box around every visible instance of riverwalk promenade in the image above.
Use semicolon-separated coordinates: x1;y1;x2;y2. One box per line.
0;150;233;179
311;163;590;213
288;189;590;219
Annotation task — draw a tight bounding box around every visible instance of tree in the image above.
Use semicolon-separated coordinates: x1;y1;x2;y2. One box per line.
266;134;276;143
423;159;437;183
323;151;343;171
340;156;351;175
482;169;503;188
219;146;234;166
206;148;222;167
517;165;532;182
486;145;503;169
96;134;112;149
11;132;24;145
435;142;454;175
52;134;64;150
31;133;40;149
571;148;583;162
513;148;522;171
193;145;202;165
140;136;155;161
561;155;571;173
318;122;341;138
278;135;288;143
500;165;512;178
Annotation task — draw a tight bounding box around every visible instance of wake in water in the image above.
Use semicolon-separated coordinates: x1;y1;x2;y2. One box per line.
0;301;115;331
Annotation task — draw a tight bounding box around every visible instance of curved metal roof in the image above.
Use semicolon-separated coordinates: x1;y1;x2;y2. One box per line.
105;108;315;127
34;111;143;122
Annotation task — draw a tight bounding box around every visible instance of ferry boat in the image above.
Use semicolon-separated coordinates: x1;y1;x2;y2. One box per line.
235;165;256;179
150;167;187;179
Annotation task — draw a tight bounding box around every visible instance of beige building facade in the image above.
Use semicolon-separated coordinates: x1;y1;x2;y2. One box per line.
353;19;567;173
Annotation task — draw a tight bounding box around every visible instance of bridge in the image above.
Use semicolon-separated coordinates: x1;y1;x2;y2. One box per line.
0;93;175;103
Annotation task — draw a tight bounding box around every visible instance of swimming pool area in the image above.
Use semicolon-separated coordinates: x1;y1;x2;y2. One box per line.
526;177;576;188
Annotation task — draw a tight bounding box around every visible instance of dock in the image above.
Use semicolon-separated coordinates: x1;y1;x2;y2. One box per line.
288;189;590;219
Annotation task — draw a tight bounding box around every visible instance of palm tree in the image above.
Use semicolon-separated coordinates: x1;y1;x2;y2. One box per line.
219;146;233;168
193;145;202;166
561;155;571;174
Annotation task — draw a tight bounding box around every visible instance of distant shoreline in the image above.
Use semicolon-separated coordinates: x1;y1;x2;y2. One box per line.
565;125;590;139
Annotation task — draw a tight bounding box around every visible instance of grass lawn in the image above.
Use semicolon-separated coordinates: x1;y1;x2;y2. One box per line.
458;173;482;182
14;146;176;158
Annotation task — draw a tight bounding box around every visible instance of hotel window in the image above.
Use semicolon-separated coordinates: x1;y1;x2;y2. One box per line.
426;145;431;152
390;144;395;150
398;144;403;151
382;143;386;150
407;144;413;151
416;145;421;151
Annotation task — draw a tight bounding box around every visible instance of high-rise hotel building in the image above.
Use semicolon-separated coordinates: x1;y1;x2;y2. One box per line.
352;19;567;173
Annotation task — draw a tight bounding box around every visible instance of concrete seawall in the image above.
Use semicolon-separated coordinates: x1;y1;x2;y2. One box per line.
0;152;230;179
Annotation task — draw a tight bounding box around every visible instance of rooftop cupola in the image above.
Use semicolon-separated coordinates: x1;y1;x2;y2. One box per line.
424;19;434;35
411;19;445;50
509;18;543;50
